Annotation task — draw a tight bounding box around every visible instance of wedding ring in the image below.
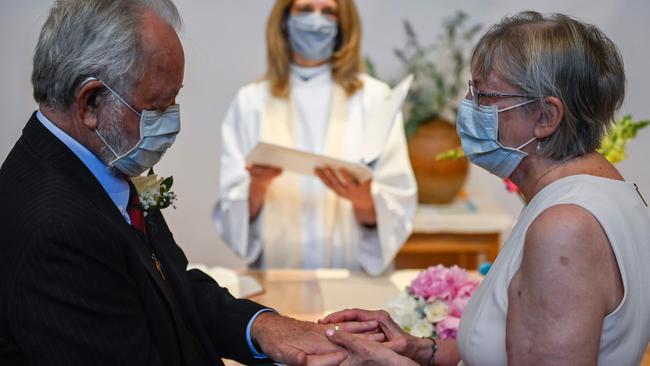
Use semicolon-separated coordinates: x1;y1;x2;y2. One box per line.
333;324;340;331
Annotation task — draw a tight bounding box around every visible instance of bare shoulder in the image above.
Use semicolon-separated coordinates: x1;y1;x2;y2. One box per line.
519;203;621;312
525;204;611;266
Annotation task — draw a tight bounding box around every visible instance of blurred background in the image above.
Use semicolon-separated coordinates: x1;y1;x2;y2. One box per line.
2;0;648;268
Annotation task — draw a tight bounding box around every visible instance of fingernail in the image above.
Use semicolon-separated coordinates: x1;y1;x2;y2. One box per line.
326;328;335;337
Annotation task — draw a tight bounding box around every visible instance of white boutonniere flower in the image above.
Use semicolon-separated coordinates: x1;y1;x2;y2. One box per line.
131;169;177;215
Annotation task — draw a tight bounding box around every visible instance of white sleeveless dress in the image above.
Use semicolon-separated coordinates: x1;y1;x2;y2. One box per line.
457;175;650;366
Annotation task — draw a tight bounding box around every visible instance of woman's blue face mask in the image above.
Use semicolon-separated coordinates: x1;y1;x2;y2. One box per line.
286;12;338;62
455;98;537;179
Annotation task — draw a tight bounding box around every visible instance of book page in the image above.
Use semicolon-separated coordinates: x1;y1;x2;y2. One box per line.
361;74;414;165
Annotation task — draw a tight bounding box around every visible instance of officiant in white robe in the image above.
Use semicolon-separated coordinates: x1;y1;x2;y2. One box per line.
213;0;417;275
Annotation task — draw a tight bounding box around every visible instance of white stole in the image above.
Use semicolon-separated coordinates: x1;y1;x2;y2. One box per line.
260;84;349;268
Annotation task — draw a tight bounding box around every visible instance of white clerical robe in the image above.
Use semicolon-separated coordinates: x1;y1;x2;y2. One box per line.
213;64;417;275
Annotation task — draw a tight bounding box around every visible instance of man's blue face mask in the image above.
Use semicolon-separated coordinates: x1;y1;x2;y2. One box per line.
84;77;181;177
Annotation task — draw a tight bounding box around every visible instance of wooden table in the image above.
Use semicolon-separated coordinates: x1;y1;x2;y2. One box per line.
244;269;405;322
396;200;514;270
225;269;650;366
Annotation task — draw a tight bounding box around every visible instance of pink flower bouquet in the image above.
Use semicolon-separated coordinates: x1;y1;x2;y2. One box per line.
386;265;480;339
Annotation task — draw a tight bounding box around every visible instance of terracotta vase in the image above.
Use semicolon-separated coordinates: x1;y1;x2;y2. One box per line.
407;118;469;204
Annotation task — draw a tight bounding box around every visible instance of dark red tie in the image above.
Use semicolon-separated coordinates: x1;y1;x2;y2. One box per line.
126;187;147;236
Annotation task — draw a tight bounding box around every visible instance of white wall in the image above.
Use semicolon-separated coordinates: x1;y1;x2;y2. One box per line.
2;0;648;268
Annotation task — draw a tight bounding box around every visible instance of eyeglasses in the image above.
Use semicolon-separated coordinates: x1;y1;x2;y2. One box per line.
468;80;535;109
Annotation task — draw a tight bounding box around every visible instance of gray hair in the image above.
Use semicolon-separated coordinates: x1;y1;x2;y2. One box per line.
32;0;182;110
470;11;625;159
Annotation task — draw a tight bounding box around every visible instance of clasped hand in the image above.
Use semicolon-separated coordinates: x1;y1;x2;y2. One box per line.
251;308;432;366
251;312;385;366
319;309;422;366
318;309;459;366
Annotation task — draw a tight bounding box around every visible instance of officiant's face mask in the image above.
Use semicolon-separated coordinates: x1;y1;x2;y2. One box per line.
456;98;537;179
286;13;339;61
88;78;181;177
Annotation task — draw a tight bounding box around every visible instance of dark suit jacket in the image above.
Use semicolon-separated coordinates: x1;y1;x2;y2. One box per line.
0;113;268;366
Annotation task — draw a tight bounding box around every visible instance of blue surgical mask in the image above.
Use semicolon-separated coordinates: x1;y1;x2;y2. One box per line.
456;98;536;179
286;13;338;62
89;78;181;177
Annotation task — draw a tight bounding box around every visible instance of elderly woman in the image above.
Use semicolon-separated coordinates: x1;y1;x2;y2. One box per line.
321;11;650;365
214;0;417;275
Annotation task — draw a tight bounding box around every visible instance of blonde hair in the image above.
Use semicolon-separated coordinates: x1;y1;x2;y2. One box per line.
265;0;364;98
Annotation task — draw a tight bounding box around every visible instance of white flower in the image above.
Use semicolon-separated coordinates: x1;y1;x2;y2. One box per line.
140;191;160;211
409;318;434;338
131;174;163;196
424;300;449;323
386;292;419;329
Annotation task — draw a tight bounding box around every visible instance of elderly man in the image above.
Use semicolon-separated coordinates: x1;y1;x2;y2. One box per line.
0;0;378;365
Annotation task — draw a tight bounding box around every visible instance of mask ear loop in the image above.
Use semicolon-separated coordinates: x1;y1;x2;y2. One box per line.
94;129;121;165
498;98;538;153
97;82;142;118
515;136;537;151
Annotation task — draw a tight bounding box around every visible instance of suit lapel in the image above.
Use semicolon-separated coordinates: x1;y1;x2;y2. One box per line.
146;210;218;361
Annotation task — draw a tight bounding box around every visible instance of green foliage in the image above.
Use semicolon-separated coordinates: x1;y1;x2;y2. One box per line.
387;12;482;138
598;115;650;164
436;148;463;161
161;176;174;190
158;176;176;210
435;147;465;161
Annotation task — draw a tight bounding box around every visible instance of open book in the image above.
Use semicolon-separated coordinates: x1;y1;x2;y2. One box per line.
246;142;373;182
245;74;413;182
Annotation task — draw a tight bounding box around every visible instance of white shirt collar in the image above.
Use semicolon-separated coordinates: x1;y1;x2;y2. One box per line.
291;63;332;83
